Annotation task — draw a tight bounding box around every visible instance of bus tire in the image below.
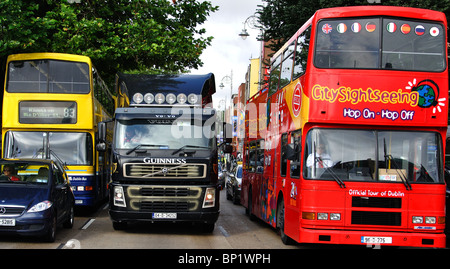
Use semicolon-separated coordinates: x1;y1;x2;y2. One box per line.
247;187;256;221
277;198;294;245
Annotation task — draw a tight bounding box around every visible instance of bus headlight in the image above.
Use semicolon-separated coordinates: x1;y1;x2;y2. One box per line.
412;216;423;223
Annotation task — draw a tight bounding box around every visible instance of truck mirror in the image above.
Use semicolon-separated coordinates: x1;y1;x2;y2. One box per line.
223;123;233;143
223;144;233;154
96;142;106;152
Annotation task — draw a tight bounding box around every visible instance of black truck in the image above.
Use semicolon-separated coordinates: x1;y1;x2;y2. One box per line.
98;73;224;232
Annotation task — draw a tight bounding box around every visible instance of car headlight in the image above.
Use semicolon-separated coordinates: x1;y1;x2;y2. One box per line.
28;201;53;213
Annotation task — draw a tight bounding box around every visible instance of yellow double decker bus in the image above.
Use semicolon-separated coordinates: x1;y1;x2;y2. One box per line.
2;53;114;207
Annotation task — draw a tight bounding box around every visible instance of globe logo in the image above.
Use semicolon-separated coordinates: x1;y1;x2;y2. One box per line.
411;80;438;108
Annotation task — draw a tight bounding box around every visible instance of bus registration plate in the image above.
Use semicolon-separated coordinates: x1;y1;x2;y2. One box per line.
361;236;392;244
152;213;177;219
0;219;15;226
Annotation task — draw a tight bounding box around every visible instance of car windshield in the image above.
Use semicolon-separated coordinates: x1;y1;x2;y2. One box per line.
0;163;50;185
315;17;445;71
3;131;93;165
115;118;215;150
304;128;443;184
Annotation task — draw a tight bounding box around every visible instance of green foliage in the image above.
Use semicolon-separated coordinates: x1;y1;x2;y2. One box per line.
0;0;218;85
257;0;450;54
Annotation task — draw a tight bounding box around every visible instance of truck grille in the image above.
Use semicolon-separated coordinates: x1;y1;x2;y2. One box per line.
127;186;202;211
124;163;207;179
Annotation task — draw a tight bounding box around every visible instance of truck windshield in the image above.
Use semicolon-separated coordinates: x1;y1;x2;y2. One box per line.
115;119;215;150
3;131;93;165
303;128;443;184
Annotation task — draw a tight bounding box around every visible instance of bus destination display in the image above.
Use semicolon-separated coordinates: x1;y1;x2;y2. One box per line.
19;101;77;124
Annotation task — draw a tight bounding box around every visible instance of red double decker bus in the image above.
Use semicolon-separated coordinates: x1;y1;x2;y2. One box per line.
241;6;447;248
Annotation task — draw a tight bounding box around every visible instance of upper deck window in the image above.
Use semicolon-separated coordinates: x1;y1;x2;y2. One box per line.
314;17;445;72
7;60;90;93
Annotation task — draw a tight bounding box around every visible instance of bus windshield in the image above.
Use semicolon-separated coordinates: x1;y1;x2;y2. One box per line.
3;131;93;165
114;119;215;151
304;128;443;184
6;60;90;93
315;17;445;71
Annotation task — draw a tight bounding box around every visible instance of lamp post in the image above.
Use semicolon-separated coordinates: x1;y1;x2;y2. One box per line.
219;73;233;124
238;15;263;40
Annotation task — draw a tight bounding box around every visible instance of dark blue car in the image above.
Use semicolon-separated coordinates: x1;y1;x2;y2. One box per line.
0;159;74;242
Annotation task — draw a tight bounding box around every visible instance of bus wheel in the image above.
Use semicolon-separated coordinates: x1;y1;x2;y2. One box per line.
246;188;256;221
277;199;294;245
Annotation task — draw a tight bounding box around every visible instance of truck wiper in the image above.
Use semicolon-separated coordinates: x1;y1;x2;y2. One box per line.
126;144;168;155
384;139;411;190
172;145;209;155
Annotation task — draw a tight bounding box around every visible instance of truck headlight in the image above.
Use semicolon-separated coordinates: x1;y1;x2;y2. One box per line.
166;93;176;104
202;188;215;208
114;186;126;207
133;93;143;104
144;93;154;104
155;93;165;104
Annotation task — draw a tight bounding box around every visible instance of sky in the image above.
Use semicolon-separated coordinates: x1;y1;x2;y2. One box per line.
188;0;263;110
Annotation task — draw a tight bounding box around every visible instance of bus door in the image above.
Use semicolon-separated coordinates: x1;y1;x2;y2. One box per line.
284;130;302;238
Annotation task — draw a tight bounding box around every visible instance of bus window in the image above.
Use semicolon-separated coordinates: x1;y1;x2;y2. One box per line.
314;17;445;71
315;18;380;69
290;130;302;178
256;140;264;173
303;128;443;183
7;60;90;93
280;41;295;87
281;133;288;177
293;26;310;79
269;56;281;96
382;19;445;72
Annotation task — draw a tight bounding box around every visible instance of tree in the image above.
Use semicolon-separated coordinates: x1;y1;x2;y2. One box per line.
0;0;218;85
257;0;450;54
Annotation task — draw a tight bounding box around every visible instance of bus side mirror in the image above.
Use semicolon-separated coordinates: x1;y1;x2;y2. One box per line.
98;121;106;143
286;143;300;160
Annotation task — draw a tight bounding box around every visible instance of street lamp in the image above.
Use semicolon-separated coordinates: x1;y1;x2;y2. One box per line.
238;15;263;40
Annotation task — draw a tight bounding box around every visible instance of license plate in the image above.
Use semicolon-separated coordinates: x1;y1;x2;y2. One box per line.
0;218;15;226
152;213;177;219
361;236;392;244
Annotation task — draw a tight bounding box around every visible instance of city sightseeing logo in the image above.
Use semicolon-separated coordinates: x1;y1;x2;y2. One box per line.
406;78;446;113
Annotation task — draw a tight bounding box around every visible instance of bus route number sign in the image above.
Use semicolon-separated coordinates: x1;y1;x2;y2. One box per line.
19;101;77;124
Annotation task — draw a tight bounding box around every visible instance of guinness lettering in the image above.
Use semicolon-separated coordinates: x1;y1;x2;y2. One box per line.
143;158;187;164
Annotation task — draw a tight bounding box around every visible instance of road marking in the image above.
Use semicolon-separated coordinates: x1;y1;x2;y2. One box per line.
81;218;95;230
218;225;230;237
